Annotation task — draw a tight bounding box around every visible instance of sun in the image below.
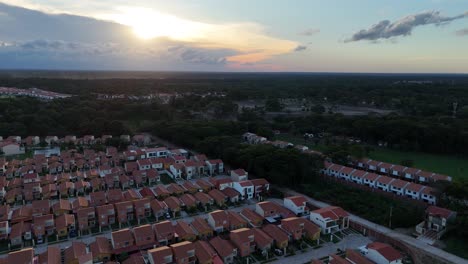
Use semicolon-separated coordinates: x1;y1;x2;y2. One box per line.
105;7;203;41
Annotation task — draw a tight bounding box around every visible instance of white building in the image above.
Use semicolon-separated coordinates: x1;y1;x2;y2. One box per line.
309;206;349;234
233;181;254;200
230;169;248;182
0;142;24;156
360;242;403;264
283;196;308;216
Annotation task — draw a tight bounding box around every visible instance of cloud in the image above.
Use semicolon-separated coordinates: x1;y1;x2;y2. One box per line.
293;45;307;52
166;45;238;65
455;28;468;36
346;10;468;42
300;28;320;36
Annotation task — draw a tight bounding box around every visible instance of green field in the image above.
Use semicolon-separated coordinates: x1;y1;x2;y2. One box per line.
275;134;468;180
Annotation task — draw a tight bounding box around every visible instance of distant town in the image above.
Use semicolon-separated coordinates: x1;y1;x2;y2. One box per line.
0;87;72;100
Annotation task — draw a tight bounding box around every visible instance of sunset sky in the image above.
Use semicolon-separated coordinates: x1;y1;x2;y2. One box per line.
0;0;467;72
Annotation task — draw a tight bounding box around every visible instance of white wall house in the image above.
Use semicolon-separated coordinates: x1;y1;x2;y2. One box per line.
309;206;349;234
284;196;308;216
405;183;425;200
230;169;248;182
0;142;25;156
169;164;184;180
360;242;403;264
233;181;254;200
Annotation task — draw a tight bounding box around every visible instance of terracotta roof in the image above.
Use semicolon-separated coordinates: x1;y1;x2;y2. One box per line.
164;196;181;210
8;248;34;264
312;206;349;220
363;173;379;181
222;187;240;198
191;217;213;234
426;206;454;219
253;228;273;248
194;240;217;264
209;236;236;258
64;242;87;264
175;221;196;238
90;236;112;256
262;224;288;243
38;246;61;264
285;196;307;207
170;241;195;260
345;249;373;264
406;183;425;193
367;242;402;262
376;176;394;185
148;246;172;264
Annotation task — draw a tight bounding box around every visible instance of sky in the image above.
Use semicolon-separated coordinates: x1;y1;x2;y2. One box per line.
0;0;467;73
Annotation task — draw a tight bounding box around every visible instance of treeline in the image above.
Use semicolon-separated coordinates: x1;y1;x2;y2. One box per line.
272;114;468;156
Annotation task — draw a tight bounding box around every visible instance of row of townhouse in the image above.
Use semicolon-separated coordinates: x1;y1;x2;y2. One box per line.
0;175;271;246
354;158;452;183
323;162;438;205
242;132;324;156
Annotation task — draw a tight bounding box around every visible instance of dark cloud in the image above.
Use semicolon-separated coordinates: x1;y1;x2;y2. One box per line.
455;28;468;36
167;45;238;65
346;10;468;42
293;45;307;52
300;28;320;36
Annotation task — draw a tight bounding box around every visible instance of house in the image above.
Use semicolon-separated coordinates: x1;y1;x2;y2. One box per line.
137;159;152;171
148;246;173;264
281;217;305;241
52;199;71;216
230;228;255;257
77;207;96;235
133;224;155;249
208;189;227;206
345;249;374;264
191;217;214;239
377;162;393;175
150;199;168;221
170;241;196;264
167;183;185;196
233;181;254;200
361;242;403;264
421;187;437;205
55;213;76;238
338;166;355;181
350;170;367;185
38;246;61;264
96;204;116;229
362;173;380;188
196;179;213;192
416;206;456;239
10;221;32;246
180;193;198;211
32;214;55;242
205;159;224;175
302;219;321;241
222;187;241;203
389;165;406;178
405;183;425;200
175;220;197;242
164;196;182;217
32;200;50;217
133;198;151;223
253;228;273;254
209;237;237;264
170;164;184;180
309;206;349;234
284;196;308;216
240;208;264;228
376;176;394;192
389;179;409;196
0;142;24;156
115;201;134;226
111;228;135;253
212;178;233;190
183;160;198;180
194;192;214;209
154;221;175;245
231;169;248;182
89;237;113;263
255;201;283;219
194;240;218;264
8;248;35;264
403;167;420;181
227;211;249;231
250;178;270;199
107;189;124;204
181;181;200;194
90;191;107;207
262;224;289;249
207;210;229;233
154;185;171;199
63;241;87;264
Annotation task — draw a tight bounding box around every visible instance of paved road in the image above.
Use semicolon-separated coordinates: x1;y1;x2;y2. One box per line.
283;188;468;264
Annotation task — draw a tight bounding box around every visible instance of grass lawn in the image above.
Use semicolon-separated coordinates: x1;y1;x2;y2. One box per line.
160;174;175;184
368;148;468;180
442;233;468;259
275;133;467;180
